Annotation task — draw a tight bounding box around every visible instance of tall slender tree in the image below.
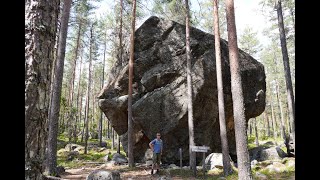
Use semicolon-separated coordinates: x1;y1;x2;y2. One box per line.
25;0;59;178
99;28;107;146
185;0;196;174
84;23;94;154
47;0;72;176
225;0;252;179
127;0;137;167
275;0;295;149
269;87;278;144
275;80;286;141
213;0;232;176
254;118;259;147
75;48;84;142
264;111;271;137
117;134;121;153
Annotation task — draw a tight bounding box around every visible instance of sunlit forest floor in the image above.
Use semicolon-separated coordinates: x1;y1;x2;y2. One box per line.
57;134;295;179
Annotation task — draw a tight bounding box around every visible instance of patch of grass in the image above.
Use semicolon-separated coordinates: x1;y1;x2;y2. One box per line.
248;136;255;144
169;168;195;178
248;143;257;150
57;156;84;169
79;150;105;162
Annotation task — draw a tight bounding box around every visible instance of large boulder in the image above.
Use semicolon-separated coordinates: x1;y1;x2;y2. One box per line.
111;153;128;164
86;170;121;180
98;16;266;164
205;153;232;170
259;146;287;161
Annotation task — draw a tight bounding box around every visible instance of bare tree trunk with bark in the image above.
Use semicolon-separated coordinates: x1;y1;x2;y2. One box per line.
254;118;259;147
84;24;94;154
99;29;107;146
25;0;59;179
127;0;137;167
275;81;286;142
213;0;232;176
265;112;271;137
184;0;196;173
275;0;295;149
225;0;252;179
47;0;72;176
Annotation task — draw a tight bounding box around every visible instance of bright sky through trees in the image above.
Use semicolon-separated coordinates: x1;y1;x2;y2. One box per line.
93;0;270;47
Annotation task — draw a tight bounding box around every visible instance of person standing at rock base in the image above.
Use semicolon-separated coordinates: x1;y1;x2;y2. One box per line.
149;132;163;174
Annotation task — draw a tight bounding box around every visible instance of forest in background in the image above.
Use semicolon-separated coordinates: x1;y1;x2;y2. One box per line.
25;0;295;179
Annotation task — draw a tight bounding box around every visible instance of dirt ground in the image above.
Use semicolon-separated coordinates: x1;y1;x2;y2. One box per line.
60;163;176;180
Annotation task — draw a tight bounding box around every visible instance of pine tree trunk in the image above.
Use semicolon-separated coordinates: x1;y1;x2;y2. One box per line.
127;0;137;167
91;77;95;139
270;94;277;144
47;0;72;175
184;0;196;173
254;118;259;147
117;134;121;154
25;0;59;179
276;0;295;149
84;24;94;154
225;0;252;179
112;128;115;150
75;52;83;143
265;112;271;137
249;119;252;137
107;120;110;139
80;83;85;143
286;105;291;134
213;0;232;175
99;30;107;146
275;81;286;142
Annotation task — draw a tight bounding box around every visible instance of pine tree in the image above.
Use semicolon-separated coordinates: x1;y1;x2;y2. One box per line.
47;0;72;175
225;0;252;179
213;0;232;176
25;0;59;178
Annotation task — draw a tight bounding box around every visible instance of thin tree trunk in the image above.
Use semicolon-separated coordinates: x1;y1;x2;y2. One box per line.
213;0;232;175
25;0;59;179
254;118;259;147
112;128;115;150
107;120;110;139
127;0;137;167
74;51;83;143
270;93;277;144
265;112;271;137
117;134;121;153
275;81;286;142
225;0;252;179
47;0;72;175
286;103;291;134
68;21;82;107
276;0;295;150
185;0;196;173
84;24;94;154
80;82;85;143
67;20;82;144
91;75;95;139
249;119;252;137
99;29;107;146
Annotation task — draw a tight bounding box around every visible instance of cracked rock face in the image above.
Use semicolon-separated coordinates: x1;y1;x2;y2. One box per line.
98;16;266;164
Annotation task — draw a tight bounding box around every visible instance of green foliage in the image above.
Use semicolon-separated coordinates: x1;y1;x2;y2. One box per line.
193;0;227;39
238;25;262;58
